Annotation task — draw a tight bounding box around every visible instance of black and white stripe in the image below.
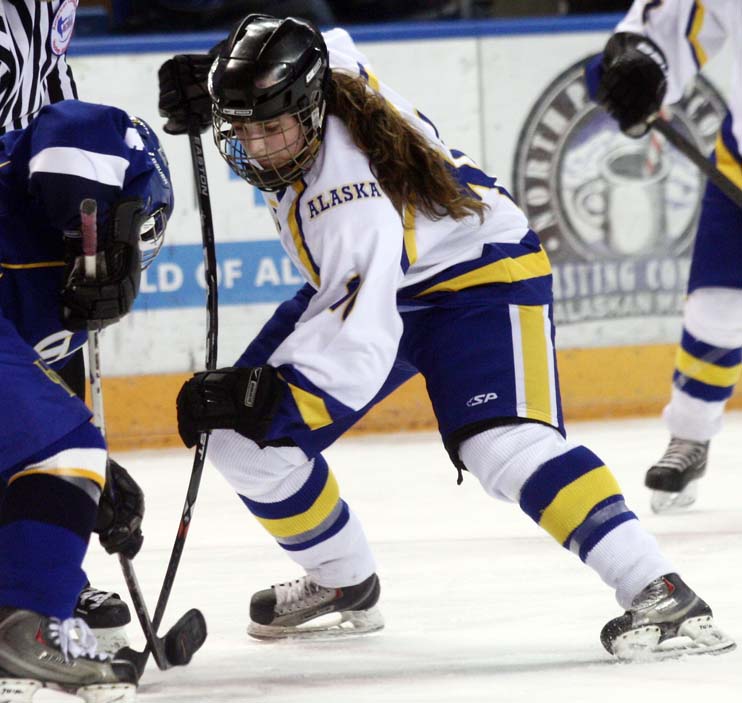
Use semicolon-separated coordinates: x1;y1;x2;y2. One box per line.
0;0;77;135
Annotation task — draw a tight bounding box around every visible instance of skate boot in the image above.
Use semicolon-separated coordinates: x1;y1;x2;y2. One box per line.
600;573;735;660
0;607;137;702
74;585;131;654
248;573;384;639
645;437;709;513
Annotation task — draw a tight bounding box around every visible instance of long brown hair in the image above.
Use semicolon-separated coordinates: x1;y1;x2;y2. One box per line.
326;71;487;222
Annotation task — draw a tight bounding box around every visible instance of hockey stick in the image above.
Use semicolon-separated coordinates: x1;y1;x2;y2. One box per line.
118;128;219;678
80;199;207;673
650;117;742;209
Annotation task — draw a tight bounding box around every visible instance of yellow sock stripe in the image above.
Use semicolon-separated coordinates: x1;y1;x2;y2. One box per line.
403;202;418;267
676;347;742;387
255;470;340;538
539;466;621;545
414;247;551;296
287;382;334;430
7;467;106;489
519;305;553;426
688;1;708;67
715;133;742;190
288;181;320;287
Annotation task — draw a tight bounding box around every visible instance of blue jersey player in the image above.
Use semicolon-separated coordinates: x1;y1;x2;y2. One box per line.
0;99;172;703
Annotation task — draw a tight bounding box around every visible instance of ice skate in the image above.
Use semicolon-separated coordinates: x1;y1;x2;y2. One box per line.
0;607;137;702
74;585;131;654
600;573;735;660
645;438;709;513
248;573;384;639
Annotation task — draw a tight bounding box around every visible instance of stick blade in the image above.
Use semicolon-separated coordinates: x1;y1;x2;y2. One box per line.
164;608;208;666
114;645;148;682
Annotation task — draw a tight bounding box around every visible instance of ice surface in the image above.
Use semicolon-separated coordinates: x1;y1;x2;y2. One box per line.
38;413;742;702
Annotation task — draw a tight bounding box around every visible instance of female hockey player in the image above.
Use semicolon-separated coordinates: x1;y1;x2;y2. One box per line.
585;1;742;513
160;14;734;660
0;99;172;702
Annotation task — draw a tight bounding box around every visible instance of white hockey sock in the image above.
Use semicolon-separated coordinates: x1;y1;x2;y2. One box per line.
585;520;674;610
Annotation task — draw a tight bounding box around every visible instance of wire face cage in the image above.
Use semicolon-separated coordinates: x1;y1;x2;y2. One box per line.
213;101;324;191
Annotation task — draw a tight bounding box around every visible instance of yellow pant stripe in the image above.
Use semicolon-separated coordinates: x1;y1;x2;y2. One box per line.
518;305;553;425
676;348;742;388
539;466;621;544
255;471;340;538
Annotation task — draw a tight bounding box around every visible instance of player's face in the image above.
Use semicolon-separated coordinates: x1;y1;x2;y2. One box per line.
233;114;305;170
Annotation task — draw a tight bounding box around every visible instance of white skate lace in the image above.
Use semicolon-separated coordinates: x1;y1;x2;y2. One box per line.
48;617;110;663
274;577;330;610
77;587;115;610
655;438;707;471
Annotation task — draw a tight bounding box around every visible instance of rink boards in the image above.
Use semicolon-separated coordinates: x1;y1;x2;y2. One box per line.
66;16;737;450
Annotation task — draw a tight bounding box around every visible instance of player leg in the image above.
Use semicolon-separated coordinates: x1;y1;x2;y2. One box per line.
0;317;137;702
649;124;742;512
205;285;416;638
55;351;133;652
407;293;734;659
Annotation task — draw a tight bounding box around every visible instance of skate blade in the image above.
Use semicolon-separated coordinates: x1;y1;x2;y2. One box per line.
76;682;136;703
90;626;129;656
613;616;736;661
247;606;384;641
650;481;698;514
0;679;135;703
0;678;41;703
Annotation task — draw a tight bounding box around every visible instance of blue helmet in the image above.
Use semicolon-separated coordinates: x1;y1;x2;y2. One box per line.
125;115;174;269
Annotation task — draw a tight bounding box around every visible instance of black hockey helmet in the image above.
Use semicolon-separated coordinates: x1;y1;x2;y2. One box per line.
209;14;330;191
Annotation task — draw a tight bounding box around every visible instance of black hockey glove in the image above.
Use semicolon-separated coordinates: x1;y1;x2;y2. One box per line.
61;198;147;332
594;32;668;138
95;458;144;560
176;366;285;448
158;53;215;135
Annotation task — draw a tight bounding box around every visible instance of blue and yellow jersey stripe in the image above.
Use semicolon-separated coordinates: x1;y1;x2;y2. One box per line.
1;260;64;269
412;245;551;297
357;62;380;92
288;179;321;287
401;202;418;273
685;1;708;69
714;114;742;191
285;381;334;431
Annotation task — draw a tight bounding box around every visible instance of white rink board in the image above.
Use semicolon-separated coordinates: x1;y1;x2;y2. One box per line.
66;22;734;375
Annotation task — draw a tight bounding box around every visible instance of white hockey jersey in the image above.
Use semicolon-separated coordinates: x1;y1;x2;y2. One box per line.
617;0;741;174
260;30;550;445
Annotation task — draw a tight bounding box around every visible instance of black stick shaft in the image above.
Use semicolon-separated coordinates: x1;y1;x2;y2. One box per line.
141;129;219;668
652;118;742;209
80;199;171;670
